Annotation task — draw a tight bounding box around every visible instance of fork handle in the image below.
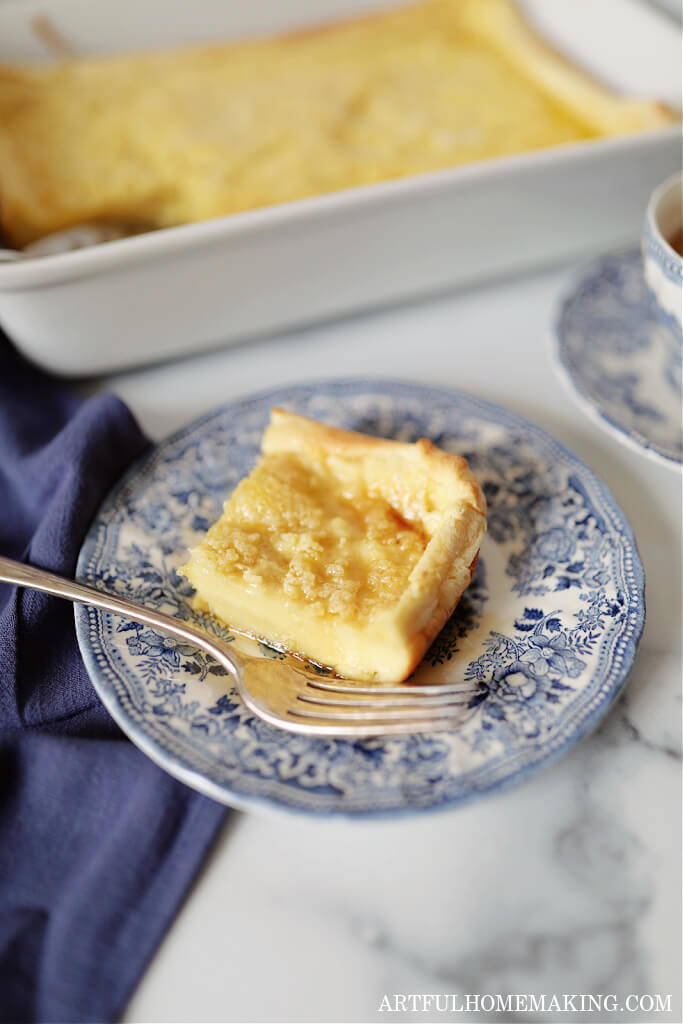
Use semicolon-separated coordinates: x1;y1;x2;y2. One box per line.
0;555;241;684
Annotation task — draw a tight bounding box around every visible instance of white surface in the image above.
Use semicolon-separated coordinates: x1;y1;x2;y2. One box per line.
80;259;683;1023
0;0;679;374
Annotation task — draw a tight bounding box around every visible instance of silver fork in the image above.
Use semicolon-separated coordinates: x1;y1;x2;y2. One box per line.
0;556;484;737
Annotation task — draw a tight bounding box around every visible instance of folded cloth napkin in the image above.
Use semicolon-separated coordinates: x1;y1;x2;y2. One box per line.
0;335;227;1024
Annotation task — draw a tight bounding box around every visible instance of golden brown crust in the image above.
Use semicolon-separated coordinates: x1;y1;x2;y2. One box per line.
259;407;487;680
181;406;487;680
458;0;675;134
398;552;480;680
265;408;486;518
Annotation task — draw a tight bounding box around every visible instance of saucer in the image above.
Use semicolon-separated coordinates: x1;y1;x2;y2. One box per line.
555;249;682;466
74;380;645;817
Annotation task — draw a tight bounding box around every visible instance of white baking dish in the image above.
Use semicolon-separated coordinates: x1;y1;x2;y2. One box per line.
0;0;680;376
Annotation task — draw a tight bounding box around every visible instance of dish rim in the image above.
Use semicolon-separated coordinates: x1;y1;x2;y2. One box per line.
646;169;683;265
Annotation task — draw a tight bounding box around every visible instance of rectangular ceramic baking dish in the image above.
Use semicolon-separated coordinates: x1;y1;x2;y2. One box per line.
0;0;679;376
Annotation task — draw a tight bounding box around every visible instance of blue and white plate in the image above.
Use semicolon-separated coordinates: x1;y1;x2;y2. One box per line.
75;380;645;817
555;249;682;466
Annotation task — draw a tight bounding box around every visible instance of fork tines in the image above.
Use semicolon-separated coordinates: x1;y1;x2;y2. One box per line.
288;677;485;725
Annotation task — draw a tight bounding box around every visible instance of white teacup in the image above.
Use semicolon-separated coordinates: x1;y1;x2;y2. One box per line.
643;171;682;343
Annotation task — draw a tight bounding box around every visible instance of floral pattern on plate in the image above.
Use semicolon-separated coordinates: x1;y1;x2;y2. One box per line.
555;248;682;466
75;380;644;816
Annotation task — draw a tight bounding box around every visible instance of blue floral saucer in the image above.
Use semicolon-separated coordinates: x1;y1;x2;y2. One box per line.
75;380;645;817
555;249;682;466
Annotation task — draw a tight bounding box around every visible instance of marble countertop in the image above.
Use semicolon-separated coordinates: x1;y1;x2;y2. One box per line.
82;257;682;1023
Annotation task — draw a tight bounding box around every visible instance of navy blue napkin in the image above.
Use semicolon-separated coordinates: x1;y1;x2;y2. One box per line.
0;336;227;1023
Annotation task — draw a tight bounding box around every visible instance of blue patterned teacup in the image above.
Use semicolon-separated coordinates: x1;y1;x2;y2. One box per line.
643;172;682;346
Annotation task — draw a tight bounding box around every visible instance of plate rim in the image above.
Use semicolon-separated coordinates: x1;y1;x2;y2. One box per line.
552;247;683;468
74;378;647;818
